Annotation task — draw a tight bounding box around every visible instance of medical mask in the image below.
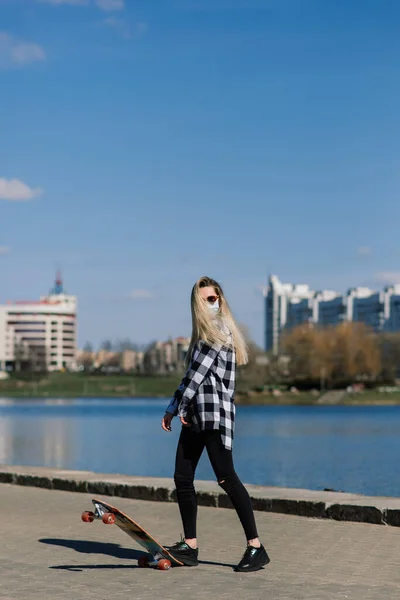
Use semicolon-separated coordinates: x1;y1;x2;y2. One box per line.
208;299;219;314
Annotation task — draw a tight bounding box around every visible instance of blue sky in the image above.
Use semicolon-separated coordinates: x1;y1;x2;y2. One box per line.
1;0;400;348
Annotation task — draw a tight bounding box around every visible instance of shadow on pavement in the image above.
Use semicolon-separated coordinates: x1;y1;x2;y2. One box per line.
50;564;139;572
199;560;236;569
39;538;236;570
39;538;142;560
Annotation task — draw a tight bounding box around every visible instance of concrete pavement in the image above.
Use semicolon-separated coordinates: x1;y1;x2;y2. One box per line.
1;483;400;599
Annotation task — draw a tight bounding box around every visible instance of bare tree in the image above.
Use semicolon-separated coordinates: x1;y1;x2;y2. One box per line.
101;340;113;352
282;322;381;387
377;332;400;383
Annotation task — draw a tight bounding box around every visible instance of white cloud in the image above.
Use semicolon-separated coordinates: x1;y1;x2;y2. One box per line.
128;289;153;300
103;18;148;39
0;178;43;201
37;0;124;9
36;0;88;5
357;246;371;256
103;17;131;38
11;43;46;65
0;246;10;255
374;272;400;285
95;0;125;11
0;32;46;68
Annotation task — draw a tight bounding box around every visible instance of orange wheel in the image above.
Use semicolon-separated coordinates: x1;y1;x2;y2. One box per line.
138;556;149;568
157;559;171;571
102;512;115;525
81;511;95;523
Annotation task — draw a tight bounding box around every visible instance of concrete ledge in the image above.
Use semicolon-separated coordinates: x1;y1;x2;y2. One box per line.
1;464;400;527
325;503;384;525
385;509;400;527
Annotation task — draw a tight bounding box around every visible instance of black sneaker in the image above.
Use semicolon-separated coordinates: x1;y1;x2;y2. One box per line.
234;544;270;572
165;538;199;566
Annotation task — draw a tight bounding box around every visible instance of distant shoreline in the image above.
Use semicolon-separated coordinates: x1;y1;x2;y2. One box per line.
1;391;400;406
1;373;400;405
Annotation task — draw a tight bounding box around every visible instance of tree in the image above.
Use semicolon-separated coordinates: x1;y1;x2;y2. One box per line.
236;327;270;391
100;340;113;352
83;342;93;353
377;332;400;383
281;324;327;383
115;338;136;352
330;322;380;384
281;322;381;388
80;343;94;371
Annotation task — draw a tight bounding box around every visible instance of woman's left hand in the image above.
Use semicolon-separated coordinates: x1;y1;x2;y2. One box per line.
180;416;191;427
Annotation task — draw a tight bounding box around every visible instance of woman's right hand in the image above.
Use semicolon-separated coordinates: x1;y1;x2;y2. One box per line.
161;412;173;432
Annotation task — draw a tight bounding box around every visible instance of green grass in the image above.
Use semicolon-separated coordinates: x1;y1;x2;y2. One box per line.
3;372;400;405
0;373;181;398
0;373;322;404
344;390;400;404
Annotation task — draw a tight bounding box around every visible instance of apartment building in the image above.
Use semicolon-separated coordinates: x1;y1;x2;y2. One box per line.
265;274;400;354
0;274;77;372
143;336;190;374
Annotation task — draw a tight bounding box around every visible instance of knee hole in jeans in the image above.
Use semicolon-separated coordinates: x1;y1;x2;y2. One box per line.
218;474;240;493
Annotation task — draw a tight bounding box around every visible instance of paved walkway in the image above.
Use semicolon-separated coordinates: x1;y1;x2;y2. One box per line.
1;484;400;599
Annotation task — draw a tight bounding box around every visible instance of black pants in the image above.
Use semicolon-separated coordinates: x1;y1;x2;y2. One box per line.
174;426;259;540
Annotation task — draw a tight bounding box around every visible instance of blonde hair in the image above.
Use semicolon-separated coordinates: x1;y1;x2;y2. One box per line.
186;276;249;367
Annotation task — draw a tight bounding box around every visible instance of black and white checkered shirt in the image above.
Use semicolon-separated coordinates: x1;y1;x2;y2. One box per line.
166;322;236;450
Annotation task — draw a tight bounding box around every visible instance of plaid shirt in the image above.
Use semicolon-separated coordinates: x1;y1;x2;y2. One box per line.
166;323;236;450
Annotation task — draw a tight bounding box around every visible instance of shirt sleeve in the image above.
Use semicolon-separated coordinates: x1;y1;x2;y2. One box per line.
165;395;179;416
173;341;221;417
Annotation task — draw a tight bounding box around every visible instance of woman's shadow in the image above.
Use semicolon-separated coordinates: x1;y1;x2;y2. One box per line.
39;538;143;571
39;538;235;571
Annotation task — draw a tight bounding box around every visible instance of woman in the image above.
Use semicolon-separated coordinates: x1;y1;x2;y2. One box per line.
161;276;270;573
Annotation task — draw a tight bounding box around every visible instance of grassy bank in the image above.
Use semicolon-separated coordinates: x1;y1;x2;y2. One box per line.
0;373;181;398
0;372;320;404
1;373;400;405
343;389;400;404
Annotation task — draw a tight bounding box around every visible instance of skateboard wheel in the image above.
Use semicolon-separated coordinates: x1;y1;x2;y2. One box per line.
157;559;171;571
102;512;115;525
81;511;95;523
138;556;149;568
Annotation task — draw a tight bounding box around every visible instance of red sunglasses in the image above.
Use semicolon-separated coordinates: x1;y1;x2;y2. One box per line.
206;295;219;304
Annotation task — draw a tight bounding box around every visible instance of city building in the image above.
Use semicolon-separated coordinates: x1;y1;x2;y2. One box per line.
264;275;400;354
75;348;145;373
265;275;315;356
75;336;189;375
143;336;190;374
0;273;77;372
120;349;144;373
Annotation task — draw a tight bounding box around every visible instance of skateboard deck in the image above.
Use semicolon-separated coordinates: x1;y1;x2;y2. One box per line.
81;498;183;570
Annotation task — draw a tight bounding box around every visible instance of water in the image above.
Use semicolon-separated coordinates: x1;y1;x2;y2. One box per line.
0;397;399;497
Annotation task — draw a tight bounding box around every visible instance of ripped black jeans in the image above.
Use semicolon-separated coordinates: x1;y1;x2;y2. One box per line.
174;426;258;541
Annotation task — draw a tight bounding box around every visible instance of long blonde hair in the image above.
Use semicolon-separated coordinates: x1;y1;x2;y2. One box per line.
186;276;249;367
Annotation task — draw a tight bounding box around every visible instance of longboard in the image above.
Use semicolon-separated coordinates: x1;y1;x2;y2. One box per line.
81;498;183;570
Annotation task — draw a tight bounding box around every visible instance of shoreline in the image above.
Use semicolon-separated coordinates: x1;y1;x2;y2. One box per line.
1;392;400;405
1;464;399;527
2;373;400;404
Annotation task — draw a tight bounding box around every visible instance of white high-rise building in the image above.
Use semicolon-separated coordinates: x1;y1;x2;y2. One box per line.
264;275;400;354
264;275;315;356
0;274;77;372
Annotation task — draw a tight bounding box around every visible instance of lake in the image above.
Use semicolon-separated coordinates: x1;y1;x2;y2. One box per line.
0;398;399;497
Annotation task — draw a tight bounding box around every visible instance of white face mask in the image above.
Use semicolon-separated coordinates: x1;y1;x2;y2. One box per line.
208;299;219;314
